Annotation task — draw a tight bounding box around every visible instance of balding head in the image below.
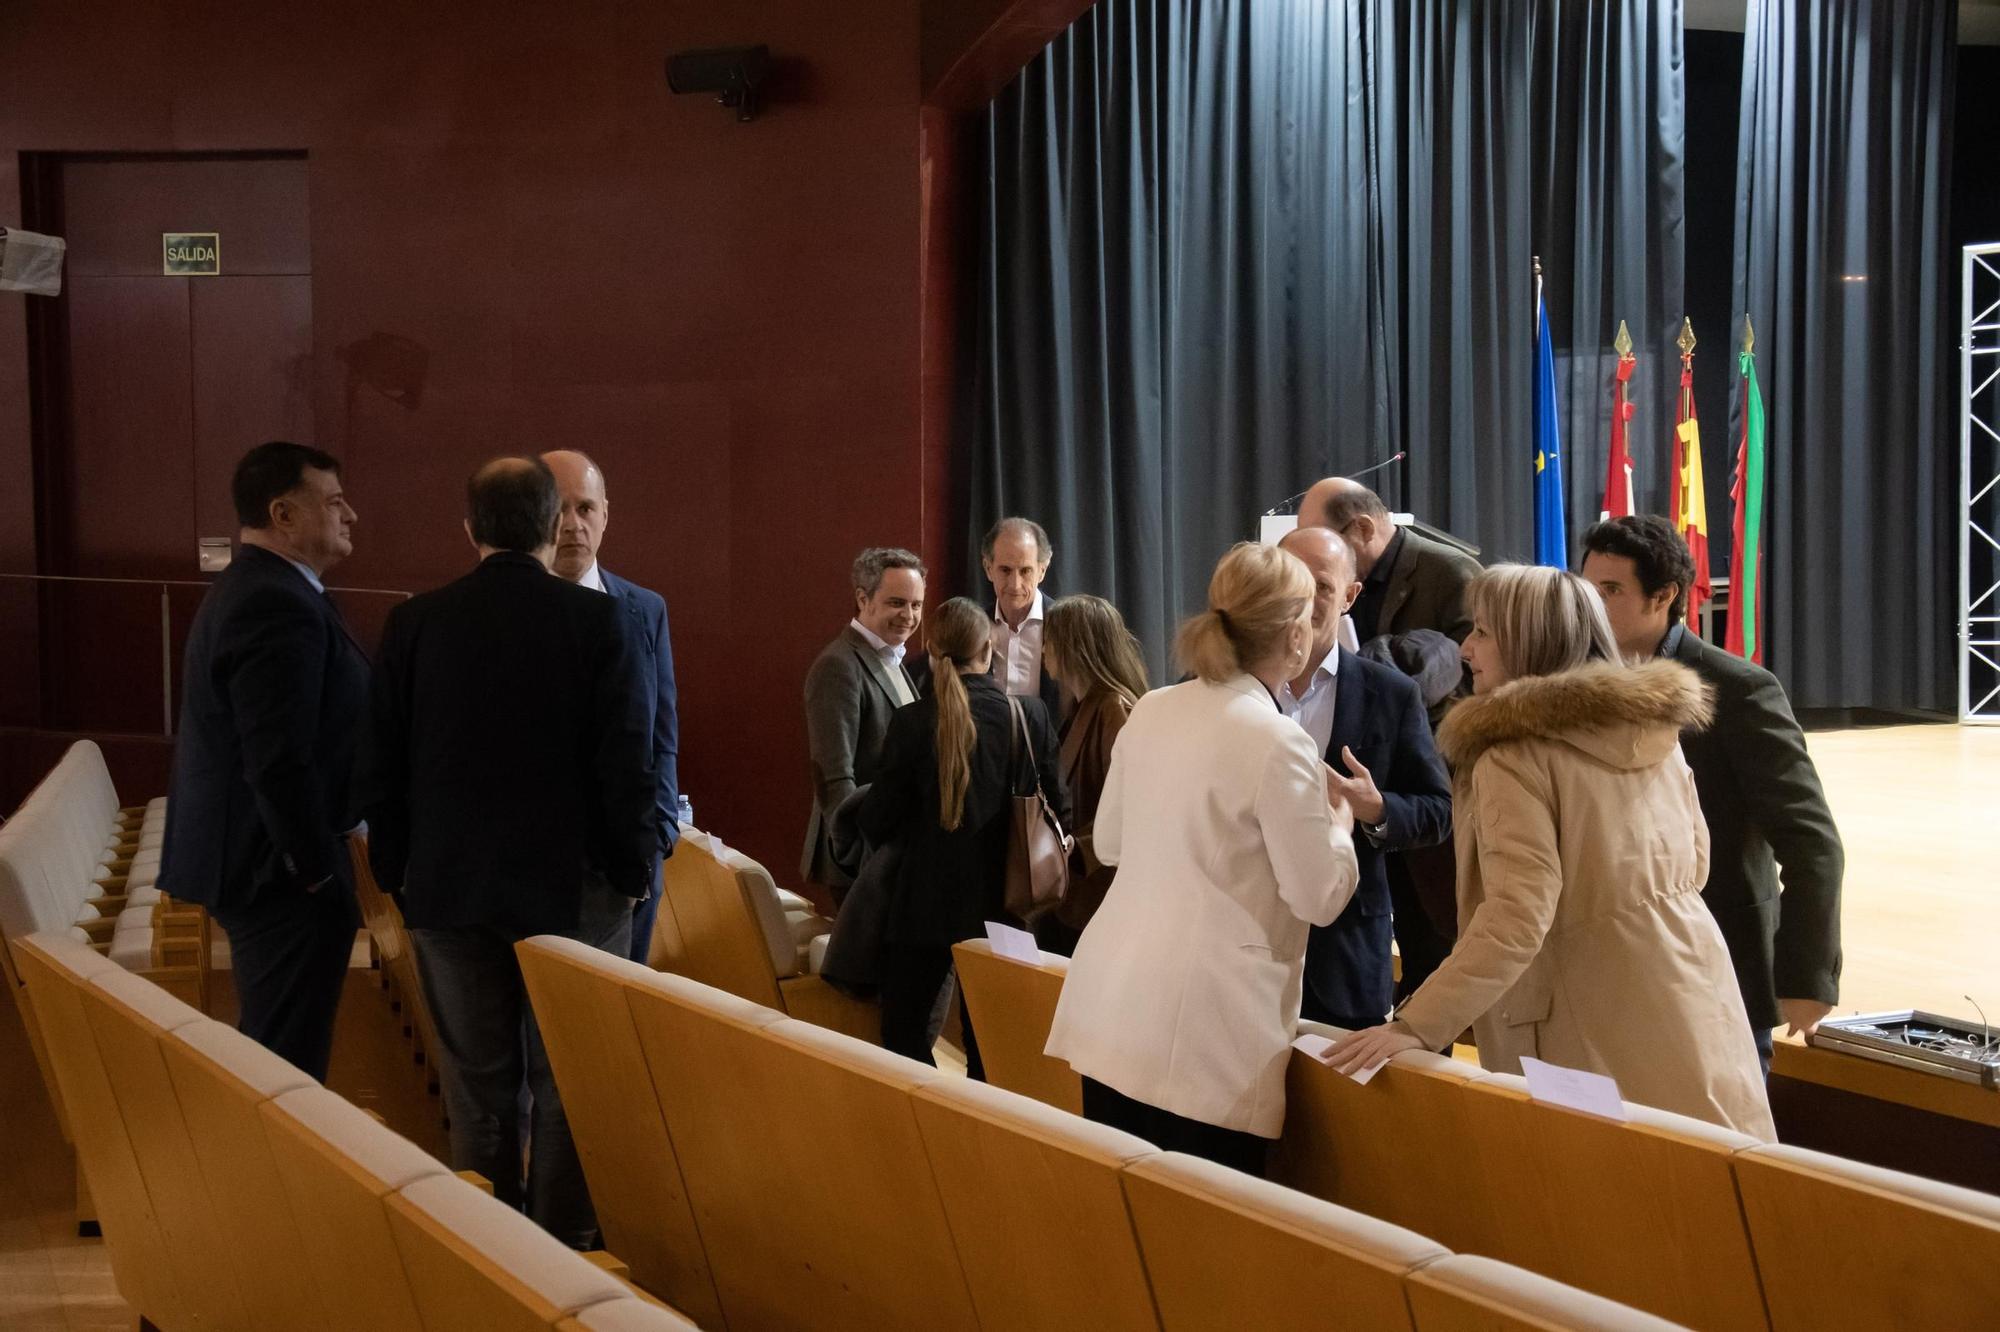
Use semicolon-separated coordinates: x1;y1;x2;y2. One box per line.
1299;476;1396;575
1276;525;1360;668
541;450;609;582
465;456;558;562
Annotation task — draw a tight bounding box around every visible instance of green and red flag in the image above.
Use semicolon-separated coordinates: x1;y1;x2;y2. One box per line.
1668;318;1713;627
1726;317;1767;663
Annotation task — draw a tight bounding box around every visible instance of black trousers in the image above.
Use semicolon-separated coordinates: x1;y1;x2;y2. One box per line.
214;879;361;1083
1081;1077;1271;1178
880;942;982;1080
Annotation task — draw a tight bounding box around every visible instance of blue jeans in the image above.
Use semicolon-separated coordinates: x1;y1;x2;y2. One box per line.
412;882;631;1247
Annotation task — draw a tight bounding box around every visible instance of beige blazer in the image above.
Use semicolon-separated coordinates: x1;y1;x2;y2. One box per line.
1045;674;1359;1137
1395;660;1776;1141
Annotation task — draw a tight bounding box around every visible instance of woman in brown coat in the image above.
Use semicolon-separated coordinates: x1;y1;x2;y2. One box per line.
1033;595;1148;956
1330;565;1774;1140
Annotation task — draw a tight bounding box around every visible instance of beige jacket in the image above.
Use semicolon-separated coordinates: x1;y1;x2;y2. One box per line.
1394;660;1775;1141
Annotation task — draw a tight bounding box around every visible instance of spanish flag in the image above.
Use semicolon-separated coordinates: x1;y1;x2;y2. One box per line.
1668;320;1713;628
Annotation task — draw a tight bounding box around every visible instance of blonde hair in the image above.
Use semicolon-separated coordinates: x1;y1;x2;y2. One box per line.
1044;595;1148;707
925;597;991;831
1174;542;1314;683
1468;564;1623;680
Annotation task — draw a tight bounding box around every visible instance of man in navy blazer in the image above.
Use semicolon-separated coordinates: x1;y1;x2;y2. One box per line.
544;451;680;964
158;442;369;1080
1276;527;1452;1030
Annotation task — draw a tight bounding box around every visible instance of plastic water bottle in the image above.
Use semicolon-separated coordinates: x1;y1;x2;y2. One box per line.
677;794;695;830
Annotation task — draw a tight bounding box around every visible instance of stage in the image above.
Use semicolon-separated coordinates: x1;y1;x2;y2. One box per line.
1808;722;2000;1025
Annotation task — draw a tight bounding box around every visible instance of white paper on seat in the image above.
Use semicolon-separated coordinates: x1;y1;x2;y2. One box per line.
1520;1056;1629;1122
1291;1032;1386;1084
984;920;1040;964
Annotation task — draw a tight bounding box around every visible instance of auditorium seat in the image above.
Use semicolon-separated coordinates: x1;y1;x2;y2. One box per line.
1271;1019;1501;1248
1406;1255;1692;1331
948;937;1082;1112
258;1085;449;1331
1122;1150;1448;1329
76;967;254;1329
1732;1141;2000;1330
350;832;444;1087
1449;1072;1767;1332
622;964;977;1331
160;1017;331;1329
652;827;877;1041
515;936;725;1327
908;1073;1161;1330
12;932;192;1328
385;1171;636;1331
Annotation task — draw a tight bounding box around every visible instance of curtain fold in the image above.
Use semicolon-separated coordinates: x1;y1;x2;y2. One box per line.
970;0;1684;681
1730;0;1956;710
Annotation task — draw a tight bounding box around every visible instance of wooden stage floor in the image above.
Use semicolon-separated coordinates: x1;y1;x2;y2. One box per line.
2;720;1995;1327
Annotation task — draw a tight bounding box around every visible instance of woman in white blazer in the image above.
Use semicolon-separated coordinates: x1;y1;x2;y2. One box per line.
1045;542;1359;1174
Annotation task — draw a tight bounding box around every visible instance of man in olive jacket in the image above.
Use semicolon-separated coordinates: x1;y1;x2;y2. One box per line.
1581;517;1843;1067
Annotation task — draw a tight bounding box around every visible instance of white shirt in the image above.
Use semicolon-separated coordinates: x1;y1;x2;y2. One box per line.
1277;647;1340;757
577;560;607;593
992;590;1046;696
278;553;324;594
849;618;915;705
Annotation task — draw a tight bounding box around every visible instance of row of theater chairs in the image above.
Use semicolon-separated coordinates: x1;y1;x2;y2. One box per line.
350;830;448;1099
13;928;699;1332
518;933;1692;1332
0;741;205;1010
951;938;2000;1332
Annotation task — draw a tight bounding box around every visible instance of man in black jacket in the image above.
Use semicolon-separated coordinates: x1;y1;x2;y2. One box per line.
159;442;368;1081
1276;527;1453;1029
356;456;654;1245
1581;516;1843;1069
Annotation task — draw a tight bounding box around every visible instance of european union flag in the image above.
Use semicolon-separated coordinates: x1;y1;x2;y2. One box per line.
1532;285;1567;567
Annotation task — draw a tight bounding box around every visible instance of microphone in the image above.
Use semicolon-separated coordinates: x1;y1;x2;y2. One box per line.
1259;451;1408;516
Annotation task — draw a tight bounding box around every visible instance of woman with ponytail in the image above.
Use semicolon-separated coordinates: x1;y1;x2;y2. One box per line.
860;596;1065;1074
1045;543;1359;1175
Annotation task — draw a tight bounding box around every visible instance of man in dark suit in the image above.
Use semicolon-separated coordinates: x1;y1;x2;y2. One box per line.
543;450;680;966
355;457;654;1245
1276;527;1453;1029
800;547;926;901
1303;477;1480;998
981;516;1065;724
1581;516;1843;1069
159;441;368;1081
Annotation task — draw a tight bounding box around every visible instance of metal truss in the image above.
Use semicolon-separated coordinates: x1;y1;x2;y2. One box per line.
1965;243;2000;722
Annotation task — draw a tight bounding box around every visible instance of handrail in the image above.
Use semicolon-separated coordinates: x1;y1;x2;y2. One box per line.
0;572;411;737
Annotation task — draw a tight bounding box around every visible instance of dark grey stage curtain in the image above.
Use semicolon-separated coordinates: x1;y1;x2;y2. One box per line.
1731;0;1956;711
971;0;1683;680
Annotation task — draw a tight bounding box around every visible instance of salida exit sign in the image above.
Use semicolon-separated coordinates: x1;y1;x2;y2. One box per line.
162;233;219;275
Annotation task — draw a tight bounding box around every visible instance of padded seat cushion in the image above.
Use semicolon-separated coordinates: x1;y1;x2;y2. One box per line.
570;1296;701;1330
807;932;830;976
91;968;205;1032
717;846;803;978
107;918;156;970
171;1019;315;1099
914;1073;1156;1165
396;1174;630;1313
267;1087;447;1191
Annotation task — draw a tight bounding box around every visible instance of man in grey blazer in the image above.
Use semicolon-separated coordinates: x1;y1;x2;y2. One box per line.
800;547;926;901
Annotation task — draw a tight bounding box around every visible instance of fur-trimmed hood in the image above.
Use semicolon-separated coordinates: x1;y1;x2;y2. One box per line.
1437;659;1713;771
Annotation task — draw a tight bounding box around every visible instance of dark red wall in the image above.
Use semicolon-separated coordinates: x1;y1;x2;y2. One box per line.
0;1;955;876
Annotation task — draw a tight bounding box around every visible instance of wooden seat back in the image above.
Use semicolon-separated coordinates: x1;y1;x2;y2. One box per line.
949;938;1081;1112
160;1018;330;1330
257;1085;447;1332
909;1074;1160;1331
1732;1141;2000;1331
12;931;191;1327
1122;1150;1447;1330
384;1172;633;1332
516;936;724;1326
77;968;254;1329
1445;1073;1767;1332
1406;1254;1693;1331
653;831;784;1007
623;966;975;1331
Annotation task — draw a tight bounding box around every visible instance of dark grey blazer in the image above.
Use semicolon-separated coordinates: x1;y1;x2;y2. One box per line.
800;624;918;888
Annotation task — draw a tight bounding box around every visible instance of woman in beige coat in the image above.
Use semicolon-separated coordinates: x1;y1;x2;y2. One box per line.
1329;565;1774;1140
